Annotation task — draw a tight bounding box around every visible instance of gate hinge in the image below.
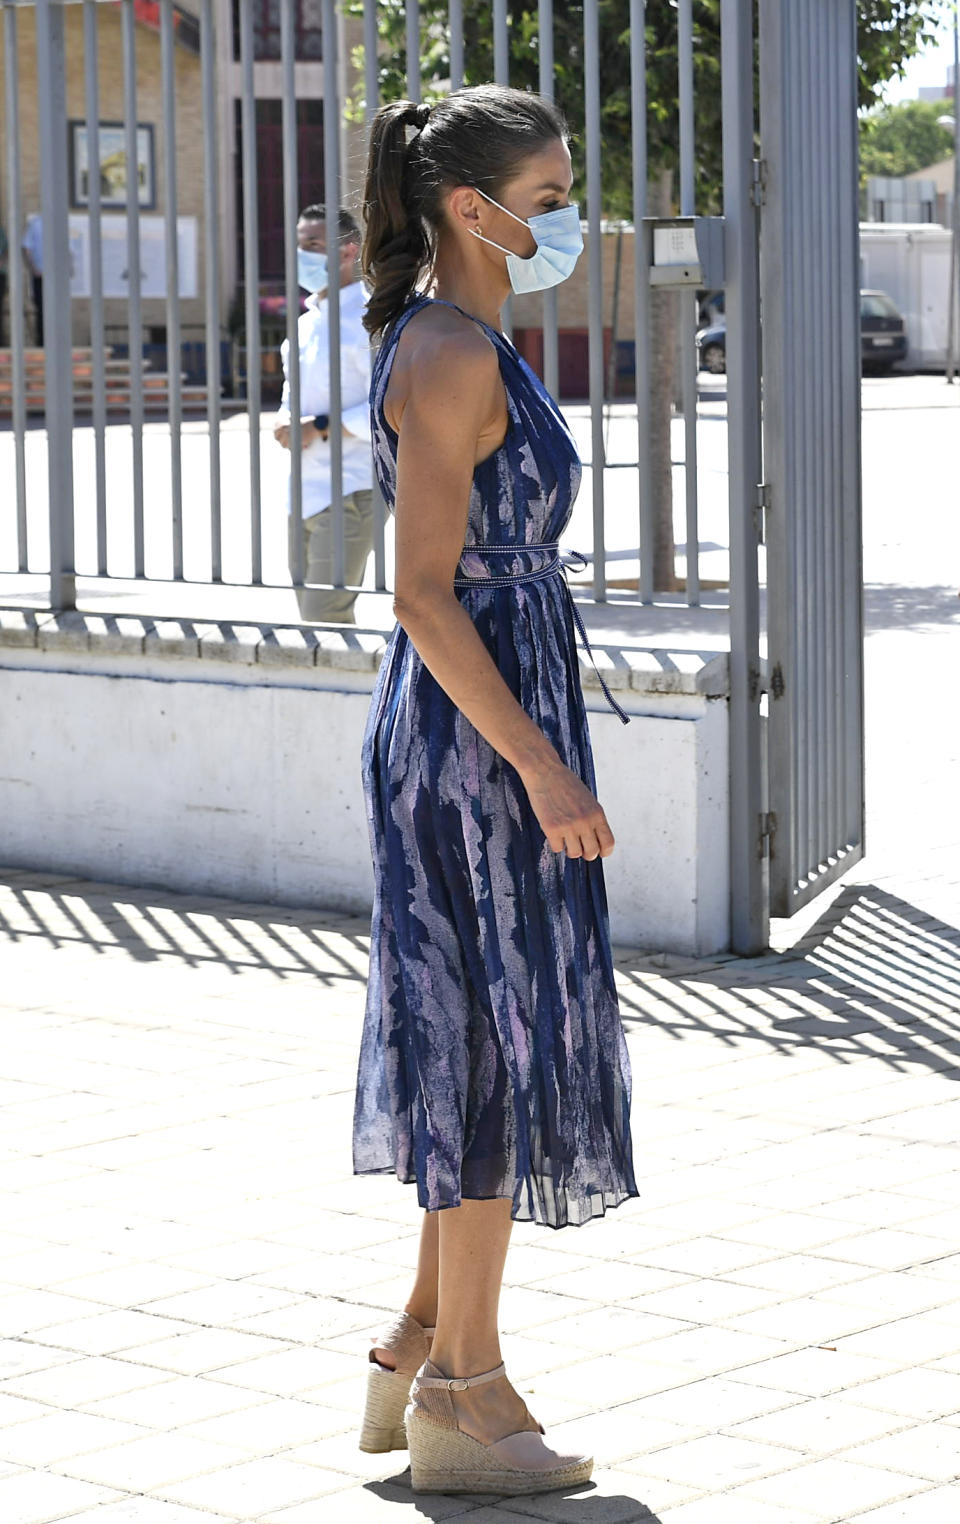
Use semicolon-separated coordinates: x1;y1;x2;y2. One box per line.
759;810;776;859
751;157;767;208
754;482;770;543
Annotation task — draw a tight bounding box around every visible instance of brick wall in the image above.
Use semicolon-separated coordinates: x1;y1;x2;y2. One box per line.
0;6;207;345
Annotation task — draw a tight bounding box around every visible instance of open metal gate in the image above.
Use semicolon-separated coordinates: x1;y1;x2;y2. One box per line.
758;0;867;917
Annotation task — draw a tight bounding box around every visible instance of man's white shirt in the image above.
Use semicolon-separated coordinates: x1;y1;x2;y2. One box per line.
279;278;373;516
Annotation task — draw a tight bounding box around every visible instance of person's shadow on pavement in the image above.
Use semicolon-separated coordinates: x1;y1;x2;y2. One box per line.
362;1469;666;1519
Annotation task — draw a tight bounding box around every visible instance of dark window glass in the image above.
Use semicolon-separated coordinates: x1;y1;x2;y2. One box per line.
235;98;325;283
232;1;323;62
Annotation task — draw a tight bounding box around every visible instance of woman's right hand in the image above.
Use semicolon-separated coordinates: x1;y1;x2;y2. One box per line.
521;758;615;861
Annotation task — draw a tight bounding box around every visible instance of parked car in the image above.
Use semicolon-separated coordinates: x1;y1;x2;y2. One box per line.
695;288;909;375
695;321;727;375
859;289;908;372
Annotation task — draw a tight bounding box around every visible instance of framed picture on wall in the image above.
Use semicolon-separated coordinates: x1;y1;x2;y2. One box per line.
68;121;157;211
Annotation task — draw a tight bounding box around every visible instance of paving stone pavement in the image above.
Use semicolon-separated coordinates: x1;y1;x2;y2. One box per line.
1;850;959;1524
2;379;959;1521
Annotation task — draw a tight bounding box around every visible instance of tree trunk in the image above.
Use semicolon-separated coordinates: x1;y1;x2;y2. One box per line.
649;168;679;594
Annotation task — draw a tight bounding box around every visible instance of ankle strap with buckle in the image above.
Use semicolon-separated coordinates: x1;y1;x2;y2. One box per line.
416;1360;506;1393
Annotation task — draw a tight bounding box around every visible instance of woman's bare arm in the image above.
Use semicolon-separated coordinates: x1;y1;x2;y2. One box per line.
388;315;614;860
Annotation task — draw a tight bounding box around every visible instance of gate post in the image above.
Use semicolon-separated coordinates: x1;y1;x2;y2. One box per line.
722;0;767;953
35;0;76;612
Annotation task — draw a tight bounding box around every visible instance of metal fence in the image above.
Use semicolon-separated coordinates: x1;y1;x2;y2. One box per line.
0;0;867;954
2;0;730;612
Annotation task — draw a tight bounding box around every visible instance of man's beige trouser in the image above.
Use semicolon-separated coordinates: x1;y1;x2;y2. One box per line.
287;488;375;625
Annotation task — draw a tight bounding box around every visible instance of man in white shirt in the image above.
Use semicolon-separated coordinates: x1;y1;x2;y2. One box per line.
21;213;44;347
274;206;374;624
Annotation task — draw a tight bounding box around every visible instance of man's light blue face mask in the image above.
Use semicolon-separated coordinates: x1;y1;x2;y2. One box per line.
469;188;583;295
297;247;328;292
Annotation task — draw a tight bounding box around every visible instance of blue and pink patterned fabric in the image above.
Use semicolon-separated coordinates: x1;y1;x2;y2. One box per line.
352;294;638;1229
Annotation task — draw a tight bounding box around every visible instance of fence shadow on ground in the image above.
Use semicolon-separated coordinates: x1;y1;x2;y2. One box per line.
863;582;960;632
0;866;373;989
615;882;960;1083
4;870;959;1086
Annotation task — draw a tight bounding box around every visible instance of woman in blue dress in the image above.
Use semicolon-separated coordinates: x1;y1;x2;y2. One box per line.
352;84;639;1495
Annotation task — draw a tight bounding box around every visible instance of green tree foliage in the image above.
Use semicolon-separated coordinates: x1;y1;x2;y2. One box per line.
347;1;953;219
859;97;956;187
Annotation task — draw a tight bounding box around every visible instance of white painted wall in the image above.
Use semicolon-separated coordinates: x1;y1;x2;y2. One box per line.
589;698;729;954
0;649;729;954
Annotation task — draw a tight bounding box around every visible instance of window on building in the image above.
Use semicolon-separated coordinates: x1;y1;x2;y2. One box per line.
234;98;326;283
231;1;323;62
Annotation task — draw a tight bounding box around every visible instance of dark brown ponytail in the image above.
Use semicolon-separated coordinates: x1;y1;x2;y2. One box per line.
361;84;568;339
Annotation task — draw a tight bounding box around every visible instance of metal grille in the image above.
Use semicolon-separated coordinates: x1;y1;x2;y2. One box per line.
0;0;747;614
759;0;866;914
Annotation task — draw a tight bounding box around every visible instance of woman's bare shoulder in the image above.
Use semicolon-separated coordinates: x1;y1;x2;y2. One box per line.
395;300;497;371
385;301;500;428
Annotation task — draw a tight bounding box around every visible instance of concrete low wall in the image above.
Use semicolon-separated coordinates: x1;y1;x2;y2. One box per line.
0;608;730;955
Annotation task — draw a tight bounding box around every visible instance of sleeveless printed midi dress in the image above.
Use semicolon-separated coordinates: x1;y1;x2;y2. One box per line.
352;294;638;1230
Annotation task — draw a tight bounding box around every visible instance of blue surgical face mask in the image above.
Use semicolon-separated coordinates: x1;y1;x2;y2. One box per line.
297;248;328;292
469;189;583;294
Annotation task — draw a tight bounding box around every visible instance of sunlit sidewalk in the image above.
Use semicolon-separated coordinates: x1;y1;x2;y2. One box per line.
1;865;959;1523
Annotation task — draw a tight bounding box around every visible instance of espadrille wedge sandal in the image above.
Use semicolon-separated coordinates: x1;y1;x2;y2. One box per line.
358;1311;436;1453
405;1358;593;1495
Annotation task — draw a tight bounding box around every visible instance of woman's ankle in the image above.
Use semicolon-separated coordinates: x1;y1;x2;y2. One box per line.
404;1299;437;1329
426;1342;503;1378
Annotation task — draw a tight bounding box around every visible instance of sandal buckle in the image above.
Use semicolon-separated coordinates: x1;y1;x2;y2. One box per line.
446;1377;470;1391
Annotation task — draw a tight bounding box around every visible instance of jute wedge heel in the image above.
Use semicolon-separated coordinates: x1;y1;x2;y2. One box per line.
405;1358;593;1495
358;1311;435;1453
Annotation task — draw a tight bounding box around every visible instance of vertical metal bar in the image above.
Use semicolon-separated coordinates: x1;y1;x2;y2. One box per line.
819;15;836;870
281;0;303;591
323;0;344;589
121;0;145;579
678;0;699;605
83;0;108;577
631;0;653;604
405;0;420;101
364;0;381;125
365;0;387;592
160;0;183;580
826;12;841;858
3;2;28;571
583;0;605;601
791;30;803;886
538;0;558;399
791;12;806;876
35;0;76;610
199;0;222;581
722;0;767;951
493;0;509;83
677;0;696;214
449;0;464;91
839;1;865;861
947;11;960;381
239;0;262;582
798;20;815;879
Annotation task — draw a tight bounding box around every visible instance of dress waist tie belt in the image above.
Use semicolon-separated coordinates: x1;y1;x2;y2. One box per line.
452;541;631;726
